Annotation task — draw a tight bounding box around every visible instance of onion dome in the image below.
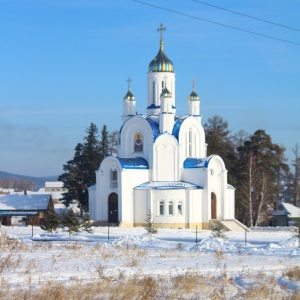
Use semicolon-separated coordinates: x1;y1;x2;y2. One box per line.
161;86;172;98
189;81;200;101
124;88;135;101
148;40;174;72
124;78;135;101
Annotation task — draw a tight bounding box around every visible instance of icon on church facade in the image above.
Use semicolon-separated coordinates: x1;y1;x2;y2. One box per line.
134;132;143;152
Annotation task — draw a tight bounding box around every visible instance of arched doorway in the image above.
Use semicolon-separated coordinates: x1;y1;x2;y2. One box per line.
211;192;217;219
108;193;118;223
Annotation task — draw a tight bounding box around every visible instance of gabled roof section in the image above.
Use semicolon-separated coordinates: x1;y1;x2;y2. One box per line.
117;157;149;169
0;194;51;211
135;181;202;190
146;117;160;142
119;115;160;144
172;116;189;140
184;157;211;169
280;202;300;218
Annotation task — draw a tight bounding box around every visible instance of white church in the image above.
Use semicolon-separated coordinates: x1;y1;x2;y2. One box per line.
88;24;236;229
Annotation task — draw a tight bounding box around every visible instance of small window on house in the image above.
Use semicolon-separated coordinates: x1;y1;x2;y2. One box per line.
178;202;182;215
169;201;173;215
160;201;164;215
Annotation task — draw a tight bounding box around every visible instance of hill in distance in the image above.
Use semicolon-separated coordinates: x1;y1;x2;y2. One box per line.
0;171;58;191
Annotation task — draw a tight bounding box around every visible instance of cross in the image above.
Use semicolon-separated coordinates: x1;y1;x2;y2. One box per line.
157;23;166;41
127;77;132;89
191;78;196;90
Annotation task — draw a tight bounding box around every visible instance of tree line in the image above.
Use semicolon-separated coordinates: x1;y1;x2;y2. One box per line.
204;115;300;226
58;123;118;211
59;117;300;227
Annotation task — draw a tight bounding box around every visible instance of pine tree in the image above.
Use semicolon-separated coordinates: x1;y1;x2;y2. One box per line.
210;220;227;239
144;210;158;239
62;209;81;238
204;115;238;186
41;209;61;233
59;123;102;209
81;213;93;234
100;125;110;159
236;130;289;226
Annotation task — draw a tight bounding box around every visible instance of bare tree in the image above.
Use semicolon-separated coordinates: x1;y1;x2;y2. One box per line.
292;143;300;207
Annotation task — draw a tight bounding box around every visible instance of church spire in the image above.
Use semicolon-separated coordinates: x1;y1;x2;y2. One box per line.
122;77;136;124
188;79;200;116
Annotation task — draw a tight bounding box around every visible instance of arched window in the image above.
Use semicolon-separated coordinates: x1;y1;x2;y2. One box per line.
169;201;173;215
188;128;192;157
178;201;182;215
110;170;118;188
159;201;164;215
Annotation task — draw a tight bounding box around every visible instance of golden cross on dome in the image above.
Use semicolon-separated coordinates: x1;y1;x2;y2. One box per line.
157;23;166;41
191;78;196;90
127;77;132;90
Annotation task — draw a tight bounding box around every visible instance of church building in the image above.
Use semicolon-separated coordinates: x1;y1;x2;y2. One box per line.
88;24;235;229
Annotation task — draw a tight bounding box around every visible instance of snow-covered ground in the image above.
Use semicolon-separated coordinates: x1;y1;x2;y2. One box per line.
0;226;299;299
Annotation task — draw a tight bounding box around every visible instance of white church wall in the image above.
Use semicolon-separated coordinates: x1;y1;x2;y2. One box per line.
119;169;149;226
177;117;206;166
152;189;186;227
88;187;96;220
187;189;203;228
133;189;150;225
119;116;154;167
153;134;179;181
147;71;176;110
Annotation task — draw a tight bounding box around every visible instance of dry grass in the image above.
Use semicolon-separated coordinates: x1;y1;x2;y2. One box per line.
284;266;300;281
0;233;299;300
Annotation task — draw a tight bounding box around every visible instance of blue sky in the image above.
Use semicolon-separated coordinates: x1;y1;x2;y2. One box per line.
1;0;299;177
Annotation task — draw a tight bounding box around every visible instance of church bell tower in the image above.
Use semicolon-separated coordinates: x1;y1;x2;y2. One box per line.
147;24;176;117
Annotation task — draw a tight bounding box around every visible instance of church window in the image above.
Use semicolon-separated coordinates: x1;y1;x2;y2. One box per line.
178;202;182;215
159;201;164;215
110;170;118;188
152;82;155;103
168;201;173;215
188;128;192;157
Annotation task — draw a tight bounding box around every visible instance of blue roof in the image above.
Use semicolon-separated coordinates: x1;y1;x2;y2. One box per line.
184;157;211;169
172;116;188;140
117;157;149;169
118;116;160;144
146;118;160;141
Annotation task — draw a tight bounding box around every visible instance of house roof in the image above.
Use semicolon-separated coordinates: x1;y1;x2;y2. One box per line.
280;202;300;218
45;181;64;188
0;194;51;211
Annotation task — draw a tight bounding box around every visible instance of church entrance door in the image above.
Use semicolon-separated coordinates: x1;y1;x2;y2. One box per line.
211;192;217;219
108;193;118;223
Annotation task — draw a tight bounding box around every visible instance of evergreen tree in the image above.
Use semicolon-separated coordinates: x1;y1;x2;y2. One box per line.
41;209;61;233
236;130;289;226
81;213;93;234
204;115;238;186
210;220;227;239
62;209;81;238
144;210;157;239
59;123;102;209
100;125;110;159
59;143;84;205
